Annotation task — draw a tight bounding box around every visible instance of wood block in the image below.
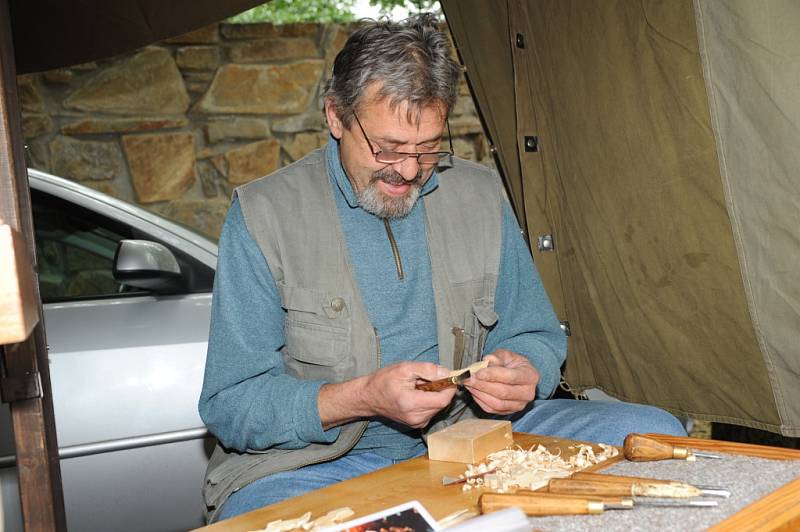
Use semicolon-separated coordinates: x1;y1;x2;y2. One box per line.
0;224;39;344
427;419;513;464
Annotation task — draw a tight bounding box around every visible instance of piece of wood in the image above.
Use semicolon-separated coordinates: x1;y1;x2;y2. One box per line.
0;224;39;344
427;419;513;463
0;0;67;528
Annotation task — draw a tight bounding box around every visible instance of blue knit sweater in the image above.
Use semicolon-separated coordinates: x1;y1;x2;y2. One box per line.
198;141;566;458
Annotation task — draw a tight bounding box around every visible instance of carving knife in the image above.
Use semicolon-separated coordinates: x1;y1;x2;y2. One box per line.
416;370;471;392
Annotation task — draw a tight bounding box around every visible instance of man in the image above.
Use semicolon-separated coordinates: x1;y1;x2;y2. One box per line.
199;14;686;522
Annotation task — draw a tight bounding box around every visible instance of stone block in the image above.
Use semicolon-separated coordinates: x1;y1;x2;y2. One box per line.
150;198;230;240
196;61;323;115
122;132;197;203
27;140;50;171
49;136;125;181
220;22;319;40
185;81;211;94
164;24;220;44
43;69;73;84
224;139;280;185
16;76;44;113
272;112;325;134
64;47;189;115
284;132;328;162
206;117;270;143
22;113;54;138
452;138;476;161
449;116;484;137
322;24;350;79
71;61;98;71
453;95;476;117
182;71;215;83
229;38;319;63
176;46;222;70
196;161;221;197
61;117;188;135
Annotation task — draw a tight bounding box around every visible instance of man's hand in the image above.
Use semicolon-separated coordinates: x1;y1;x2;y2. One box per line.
464;349;539;415
319;362;457;430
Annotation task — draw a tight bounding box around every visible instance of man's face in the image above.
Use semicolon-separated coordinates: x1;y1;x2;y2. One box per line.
326;87;447;219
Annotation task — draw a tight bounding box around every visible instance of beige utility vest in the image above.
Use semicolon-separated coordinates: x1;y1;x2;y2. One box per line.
203;148;504;520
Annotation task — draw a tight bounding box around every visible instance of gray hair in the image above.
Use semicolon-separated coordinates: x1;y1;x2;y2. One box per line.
324;13;462;128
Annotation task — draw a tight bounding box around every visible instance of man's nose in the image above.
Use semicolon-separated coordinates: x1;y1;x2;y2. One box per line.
393;156;420;181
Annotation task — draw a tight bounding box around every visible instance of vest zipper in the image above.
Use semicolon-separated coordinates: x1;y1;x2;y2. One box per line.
374;326;382;369
383;218;405;280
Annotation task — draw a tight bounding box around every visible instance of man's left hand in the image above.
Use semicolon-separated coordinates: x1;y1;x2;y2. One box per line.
464;349;539;415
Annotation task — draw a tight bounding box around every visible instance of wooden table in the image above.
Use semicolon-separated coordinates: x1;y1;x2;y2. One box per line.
195;434;800;531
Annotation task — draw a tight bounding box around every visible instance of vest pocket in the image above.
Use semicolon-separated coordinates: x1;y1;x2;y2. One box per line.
466;298;498;360
278;282;350;380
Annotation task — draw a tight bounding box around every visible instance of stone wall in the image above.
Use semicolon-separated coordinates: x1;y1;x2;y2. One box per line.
18;22;490;239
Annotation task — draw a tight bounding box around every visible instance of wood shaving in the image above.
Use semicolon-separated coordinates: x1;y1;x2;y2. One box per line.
460;443;618;493
248;507;355;532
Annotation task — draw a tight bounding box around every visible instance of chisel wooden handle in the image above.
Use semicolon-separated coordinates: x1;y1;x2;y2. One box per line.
572;471;675;485
549;478;700;498
623;433;691;461
479;492;605;516
549;479;634;497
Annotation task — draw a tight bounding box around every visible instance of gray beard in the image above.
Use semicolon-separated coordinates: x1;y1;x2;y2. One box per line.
358;169;423;219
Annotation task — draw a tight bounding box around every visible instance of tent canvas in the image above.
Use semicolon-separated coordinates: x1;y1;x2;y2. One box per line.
442;0;800;436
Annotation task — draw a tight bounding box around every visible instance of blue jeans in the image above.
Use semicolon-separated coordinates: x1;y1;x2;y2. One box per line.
217;399;686;521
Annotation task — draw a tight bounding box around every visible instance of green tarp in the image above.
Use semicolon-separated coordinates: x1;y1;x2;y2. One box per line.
443;0;800;436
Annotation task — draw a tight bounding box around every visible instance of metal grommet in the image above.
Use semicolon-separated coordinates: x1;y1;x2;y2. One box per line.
330;297;345;312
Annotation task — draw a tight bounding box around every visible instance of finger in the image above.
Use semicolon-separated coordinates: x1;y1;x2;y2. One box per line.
467;379;534;404
408;362;450;381
468;387;526;415
474;364;537;386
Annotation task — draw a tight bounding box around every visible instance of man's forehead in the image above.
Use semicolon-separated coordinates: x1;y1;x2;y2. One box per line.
359;103;446;144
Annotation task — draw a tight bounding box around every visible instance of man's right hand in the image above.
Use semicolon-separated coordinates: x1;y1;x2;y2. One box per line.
318;362;457;430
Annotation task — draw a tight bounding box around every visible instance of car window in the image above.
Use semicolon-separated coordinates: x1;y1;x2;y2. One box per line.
31;189;214;302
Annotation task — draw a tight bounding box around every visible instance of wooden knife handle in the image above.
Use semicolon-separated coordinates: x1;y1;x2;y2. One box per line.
548;479;633;497
479;492;604;516
623;433;689;461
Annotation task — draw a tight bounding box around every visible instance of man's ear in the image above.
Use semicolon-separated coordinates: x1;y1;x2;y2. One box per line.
324;99;344;140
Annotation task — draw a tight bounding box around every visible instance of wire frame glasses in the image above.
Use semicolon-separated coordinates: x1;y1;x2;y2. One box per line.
352;112;453;166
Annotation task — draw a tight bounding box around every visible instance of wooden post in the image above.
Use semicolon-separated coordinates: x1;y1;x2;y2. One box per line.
0;0;67;529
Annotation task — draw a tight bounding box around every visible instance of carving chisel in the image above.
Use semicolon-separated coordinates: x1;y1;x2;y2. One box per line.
548;478;730;499
479;492;717;516
623;433;721;461
570;472;730;497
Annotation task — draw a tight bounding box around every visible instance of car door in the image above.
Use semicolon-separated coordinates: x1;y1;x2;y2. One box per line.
1;185;216;532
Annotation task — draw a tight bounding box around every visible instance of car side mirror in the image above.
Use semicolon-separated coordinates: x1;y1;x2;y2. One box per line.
113;239;183;292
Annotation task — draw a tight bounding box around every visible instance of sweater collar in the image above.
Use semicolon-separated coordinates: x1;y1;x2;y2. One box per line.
325;137;440;209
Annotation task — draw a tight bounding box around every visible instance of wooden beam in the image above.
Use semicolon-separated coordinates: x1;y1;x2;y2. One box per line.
0;0;67;528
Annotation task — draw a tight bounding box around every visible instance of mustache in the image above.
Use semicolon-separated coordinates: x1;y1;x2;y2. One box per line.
371;168;424;187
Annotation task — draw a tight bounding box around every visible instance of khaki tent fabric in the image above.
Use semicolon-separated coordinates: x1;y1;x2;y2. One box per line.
444;0;796;434
695;0;800;436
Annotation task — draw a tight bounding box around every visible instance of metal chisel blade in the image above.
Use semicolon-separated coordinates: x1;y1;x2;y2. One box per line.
633;498;719;508
699;488;731;498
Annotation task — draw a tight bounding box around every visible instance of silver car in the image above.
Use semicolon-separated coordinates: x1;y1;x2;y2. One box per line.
1;169;218;531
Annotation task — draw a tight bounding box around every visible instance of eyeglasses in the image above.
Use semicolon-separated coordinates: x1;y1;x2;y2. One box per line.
352;112;453;166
